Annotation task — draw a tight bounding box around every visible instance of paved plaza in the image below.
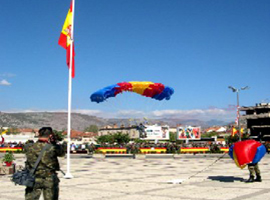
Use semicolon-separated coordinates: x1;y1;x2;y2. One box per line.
1;153;270;200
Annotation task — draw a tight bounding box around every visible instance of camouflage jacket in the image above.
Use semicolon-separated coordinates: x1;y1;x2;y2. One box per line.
24;141;66;177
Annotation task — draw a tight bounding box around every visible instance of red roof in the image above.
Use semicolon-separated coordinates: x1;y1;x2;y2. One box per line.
17;128;38;133
63;130;98;138
205;127;221;132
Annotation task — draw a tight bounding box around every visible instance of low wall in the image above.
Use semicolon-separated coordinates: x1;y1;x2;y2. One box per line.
95;147;229;154
220;147;229;152
139;148;166;154
0;147;23;152
180;147;209;153
97;147;127;154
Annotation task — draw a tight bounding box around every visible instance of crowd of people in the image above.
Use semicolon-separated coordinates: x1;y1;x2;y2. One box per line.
2;139;269;155
0;140;230;152
0;141;24;148
72;141;230;154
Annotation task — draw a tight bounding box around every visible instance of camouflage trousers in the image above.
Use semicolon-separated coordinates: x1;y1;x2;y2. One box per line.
248;163;260;177
25;174;60;200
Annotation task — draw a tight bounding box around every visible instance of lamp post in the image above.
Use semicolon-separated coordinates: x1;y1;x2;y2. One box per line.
228;86;249;141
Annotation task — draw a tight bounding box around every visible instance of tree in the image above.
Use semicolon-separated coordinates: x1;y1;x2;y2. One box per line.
201;131;219;138
225;135;239;144
113;132;130;144
84;125;99;133
96;135;114;144
53;130;65;141
225;133;250;144
169;132;177;142
6;128;19;135
96;132;130;145
133;138;144;143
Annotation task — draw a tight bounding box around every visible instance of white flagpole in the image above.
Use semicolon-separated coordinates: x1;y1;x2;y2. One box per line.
64;0;75;179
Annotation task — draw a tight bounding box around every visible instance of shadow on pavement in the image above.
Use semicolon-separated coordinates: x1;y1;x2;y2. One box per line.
207;176;245;182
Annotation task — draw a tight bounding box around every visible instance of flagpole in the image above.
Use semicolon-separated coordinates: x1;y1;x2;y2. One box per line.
64;0;75;179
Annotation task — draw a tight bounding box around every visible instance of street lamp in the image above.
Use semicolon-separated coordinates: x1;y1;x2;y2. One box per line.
228;86;249;141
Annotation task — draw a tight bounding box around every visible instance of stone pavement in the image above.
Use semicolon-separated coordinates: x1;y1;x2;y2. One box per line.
0;154;270;200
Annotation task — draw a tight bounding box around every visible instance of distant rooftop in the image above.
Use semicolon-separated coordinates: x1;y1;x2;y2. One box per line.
240;103;270;111
240;103;270;120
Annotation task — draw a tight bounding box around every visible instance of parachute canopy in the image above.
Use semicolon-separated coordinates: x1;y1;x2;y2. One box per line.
229;140;266;169
90;81;174;103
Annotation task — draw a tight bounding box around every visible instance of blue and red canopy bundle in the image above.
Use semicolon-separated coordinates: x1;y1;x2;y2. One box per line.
229;140;266;169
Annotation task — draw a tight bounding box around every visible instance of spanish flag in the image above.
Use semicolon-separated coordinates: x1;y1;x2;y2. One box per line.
231;127;244;136
0;130;7;135
58;1;75;78
231;127;238;136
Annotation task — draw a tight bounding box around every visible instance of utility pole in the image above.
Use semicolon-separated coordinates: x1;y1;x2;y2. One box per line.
228;86;249;141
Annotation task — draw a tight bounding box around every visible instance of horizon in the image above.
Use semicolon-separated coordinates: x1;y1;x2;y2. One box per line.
0;111;233;130
1;108;236;124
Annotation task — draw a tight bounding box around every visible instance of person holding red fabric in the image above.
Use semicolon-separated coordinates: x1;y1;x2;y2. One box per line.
229;139;266;183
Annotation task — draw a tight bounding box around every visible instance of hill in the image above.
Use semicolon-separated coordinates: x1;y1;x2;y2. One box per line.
0;112;106;131
0;112;229;131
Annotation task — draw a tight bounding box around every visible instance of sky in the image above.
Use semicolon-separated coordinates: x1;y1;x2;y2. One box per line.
1;0;270;122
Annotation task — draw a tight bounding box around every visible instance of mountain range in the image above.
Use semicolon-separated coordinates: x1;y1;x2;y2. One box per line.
0;112;229;131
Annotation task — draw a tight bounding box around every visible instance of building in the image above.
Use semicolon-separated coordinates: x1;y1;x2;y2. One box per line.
99;124;173;140
17;128;38;135
240;103;270;141
205;126;227;133
98;125;140;139
63;130;98;144
1;128;38;143
169;127;177;133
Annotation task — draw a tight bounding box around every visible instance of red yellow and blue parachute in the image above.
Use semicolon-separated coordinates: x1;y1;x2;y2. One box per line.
229;140;266;169
90;81;174;103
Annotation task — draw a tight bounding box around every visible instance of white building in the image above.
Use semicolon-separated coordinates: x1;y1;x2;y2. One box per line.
3;134;37;143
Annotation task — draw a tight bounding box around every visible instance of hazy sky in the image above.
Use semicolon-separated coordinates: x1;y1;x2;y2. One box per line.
1;0;270;122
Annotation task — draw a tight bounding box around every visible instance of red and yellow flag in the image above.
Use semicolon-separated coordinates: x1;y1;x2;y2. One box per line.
58;1;75;78
231;126;244;136
231;127;238;136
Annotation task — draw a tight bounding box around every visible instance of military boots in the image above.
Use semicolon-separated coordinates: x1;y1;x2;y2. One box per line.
255;175;262;182
245;176;255;183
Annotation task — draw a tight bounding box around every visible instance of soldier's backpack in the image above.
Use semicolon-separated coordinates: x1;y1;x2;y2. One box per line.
11;144;50;188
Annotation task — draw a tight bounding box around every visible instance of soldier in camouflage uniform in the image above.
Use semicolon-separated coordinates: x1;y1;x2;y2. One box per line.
24;127;66;200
